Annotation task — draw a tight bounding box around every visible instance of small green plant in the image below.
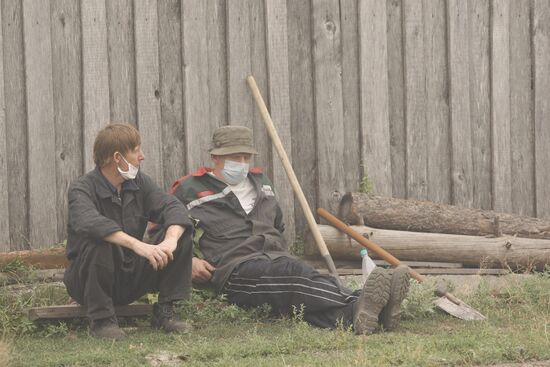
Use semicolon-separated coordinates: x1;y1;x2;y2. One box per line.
359;175;374;194
40;322;69;338
290;236;305;257
401;279;438;319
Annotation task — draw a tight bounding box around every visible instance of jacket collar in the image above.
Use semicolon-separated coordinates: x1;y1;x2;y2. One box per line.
191;166;264;176
92;166;139;199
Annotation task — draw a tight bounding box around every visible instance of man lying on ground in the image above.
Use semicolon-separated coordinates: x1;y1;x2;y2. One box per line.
64;123;194;340
167;125;410;334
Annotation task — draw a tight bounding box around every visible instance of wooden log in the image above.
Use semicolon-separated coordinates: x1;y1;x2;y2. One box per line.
27;303;152;321
306;224;550;270
338;193;550;239
0;248;66;270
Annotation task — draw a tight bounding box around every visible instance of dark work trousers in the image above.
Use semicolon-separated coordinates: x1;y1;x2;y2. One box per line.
222;256;358;329
63;232;193;321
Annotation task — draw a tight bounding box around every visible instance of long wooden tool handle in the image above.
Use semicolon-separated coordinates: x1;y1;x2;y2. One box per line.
246;76;341;283
317;207;426;283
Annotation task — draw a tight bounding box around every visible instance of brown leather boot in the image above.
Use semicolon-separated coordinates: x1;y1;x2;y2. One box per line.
353;267;391;335
151;302;192;334
379;265;410;330
90;316;127;340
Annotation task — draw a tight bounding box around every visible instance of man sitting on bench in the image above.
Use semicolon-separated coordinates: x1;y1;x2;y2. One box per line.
64;123;193;340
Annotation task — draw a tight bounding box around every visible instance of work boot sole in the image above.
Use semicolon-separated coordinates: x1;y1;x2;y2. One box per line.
380;265;410;331
354;267;391;335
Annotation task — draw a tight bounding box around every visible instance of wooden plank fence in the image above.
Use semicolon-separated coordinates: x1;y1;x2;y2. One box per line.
1;0;549;251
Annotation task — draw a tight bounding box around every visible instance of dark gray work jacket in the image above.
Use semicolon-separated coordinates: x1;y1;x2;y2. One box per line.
171;167;289;292
66;167;192;260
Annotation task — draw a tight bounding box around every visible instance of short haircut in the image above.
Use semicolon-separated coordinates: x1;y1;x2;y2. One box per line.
93;123;141;167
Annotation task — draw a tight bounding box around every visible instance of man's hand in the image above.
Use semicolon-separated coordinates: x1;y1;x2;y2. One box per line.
132;241;172;270
192;258;215;283
103;225;185;271
156;237;178;262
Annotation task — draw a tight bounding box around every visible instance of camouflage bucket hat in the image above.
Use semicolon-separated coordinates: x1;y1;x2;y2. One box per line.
209;125;258;155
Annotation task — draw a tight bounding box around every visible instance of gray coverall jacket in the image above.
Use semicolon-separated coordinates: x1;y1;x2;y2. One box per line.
170;167;289;292
64;167;193;320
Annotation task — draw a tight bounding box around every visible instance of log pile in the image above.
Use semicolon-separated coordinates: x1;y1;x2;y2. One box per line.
338;193;550;239
306;224;550;270
305;193;550;272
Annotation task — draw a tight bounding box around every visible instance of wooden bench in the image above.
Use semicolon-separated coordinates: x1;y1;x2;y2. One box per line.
27;303;153;321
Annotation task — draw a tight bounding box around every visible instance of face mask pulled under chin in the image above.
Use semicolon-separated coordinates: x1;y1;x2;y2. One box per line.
222;160;249;185
117;154;139;180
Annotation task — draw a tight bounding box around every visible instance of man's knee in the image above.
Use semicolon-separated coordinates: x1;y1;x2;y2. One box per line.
64;241;118;298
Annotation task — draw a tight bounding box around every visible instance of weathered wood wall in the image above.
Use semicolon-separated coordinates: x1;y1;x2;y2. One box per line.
1;0;549;250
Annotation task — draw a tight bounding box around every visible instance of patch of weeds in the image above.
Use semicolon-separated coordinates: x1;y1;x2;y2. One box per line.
401;279;437;320
40;322;70;338
359;175;374;194
178;288;272;326
0;258;34;274
290;236;305;257
469;273;550;313
0;283;69;335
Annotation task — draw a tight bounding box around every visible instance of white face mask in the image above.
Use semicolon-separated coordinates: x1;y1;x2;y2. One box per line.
222;160;249;185
117;154;139;180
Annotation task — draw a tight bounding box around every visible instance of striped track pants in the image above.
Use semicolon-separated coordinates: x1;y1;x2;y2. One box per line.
223;256;358;329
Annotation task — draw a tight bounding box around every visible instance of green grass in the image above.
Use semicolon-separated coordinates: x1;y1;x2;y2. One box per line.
2;273;550;366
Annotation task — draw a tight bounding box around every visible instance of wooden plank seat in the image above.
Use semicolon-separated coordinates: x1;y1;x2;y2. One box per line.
27;303;153;321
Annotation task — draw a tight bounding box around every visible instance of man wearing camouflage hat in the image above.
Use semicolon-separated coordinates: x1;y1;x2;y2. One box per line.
168;125;410;334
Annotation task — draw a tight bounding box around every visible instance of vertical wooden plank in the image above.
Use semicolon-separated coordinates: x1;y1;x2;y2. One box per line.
386;0;406;198
0;8;10;251
287;0;317;235
50;0;83;240
157;0;185;186
509;0;535;216
447;0;474;207
227;1;254;128
134;0;163;185
249;0;271;173
2;0;29;250
491;0;512;213
312;0;346;214
534;0;550;218
403;0;427;200
206;0;227;144
81;0;110;171
468;0;492;210
106;0;136;124
359;0;392;197
22;0;58;247
265;0;295;242
182;0;213;172
424;0;451;204
340;0;362;194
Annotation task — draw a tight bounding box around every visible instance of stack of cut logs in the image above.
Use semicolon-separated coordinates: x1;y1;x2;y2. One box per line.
305;193;550;274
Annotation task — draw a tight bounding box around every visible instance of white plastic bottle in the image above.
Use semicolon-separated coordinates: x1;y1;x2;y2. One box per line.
360;248;377;285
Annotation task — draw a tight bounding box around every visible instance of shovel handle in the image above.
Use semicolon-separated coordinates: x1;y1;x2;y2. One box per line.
317;208;427;283
246;76;341;284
